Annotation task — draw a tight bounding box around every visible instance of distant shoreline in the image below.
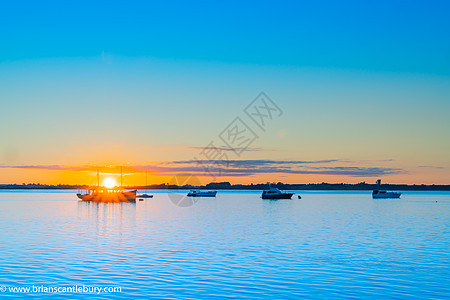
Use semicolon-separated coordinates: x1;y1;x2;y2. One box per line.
1;182;450;191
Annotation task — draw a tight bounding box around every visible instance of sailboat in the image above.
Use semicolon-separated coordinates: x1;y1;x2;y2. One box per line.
137;171;153;198
76;168;137;202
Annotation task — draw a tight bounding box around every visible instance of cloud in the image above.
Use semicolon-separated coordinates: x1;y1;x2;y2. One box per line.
417;165;445;169
0;159;405;178
131;159;404;177
340;159;395;164
170;159;339;167
0;165;91;171
172;146;280;152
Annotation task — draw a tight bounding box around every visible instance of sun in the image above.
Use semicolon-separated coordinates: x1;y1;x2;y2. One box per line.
103;177;117;189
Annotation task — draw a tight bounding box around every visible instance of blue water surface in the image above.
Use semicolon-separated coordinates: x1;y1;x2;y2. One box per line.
0;190;449;299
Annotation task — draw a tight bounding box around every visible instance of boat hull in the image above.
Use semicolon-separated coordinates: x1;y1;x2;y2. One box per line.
78;190;137;202
372;194;401;199
372;191;401;199
262;193;293;199
137;194;153;198
187;191;217;197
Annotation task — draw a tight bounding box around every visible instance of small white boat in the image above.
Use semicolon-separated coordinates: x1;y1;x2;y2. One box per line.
372;179;401;199
187;190;217;197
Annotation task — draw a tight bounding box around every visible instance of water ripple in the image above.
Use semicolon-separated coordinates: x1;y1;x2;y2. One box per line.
0;190;449;298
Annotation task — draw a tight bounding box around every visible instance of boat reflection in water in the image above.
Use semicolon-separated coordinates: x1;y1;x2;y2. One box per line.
76;199;137;228
77;187;137;202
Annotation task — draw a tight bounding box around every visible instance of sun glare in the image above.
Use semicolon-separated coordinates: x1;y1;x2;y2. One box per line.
103;177;117;189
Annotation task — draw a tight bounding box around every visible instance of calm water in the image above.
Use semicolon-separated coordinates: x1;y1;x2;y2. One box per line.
0;190;449;299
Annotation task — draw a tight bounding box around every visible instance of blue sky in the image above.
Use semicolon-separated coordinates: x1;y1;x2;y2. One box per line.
1;0;450;184
1;0;449;74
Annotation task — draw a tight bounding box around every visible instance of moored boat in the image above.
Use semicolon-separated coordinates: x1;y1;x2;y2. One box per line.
372;179;401;199
137;171;153;198
372;190;401;199
77;188;137;202
261;187;294;199
76;168;137;202
187;190;217;197
136;193;153;198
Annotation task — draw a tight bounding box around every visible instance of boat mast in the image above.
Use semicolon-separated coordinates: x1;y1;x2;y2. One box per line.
97;168;100;187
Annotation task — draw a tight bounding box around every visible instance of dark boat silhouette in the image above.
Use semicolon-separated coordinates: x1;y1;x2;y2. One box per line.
137;171;153;198
187;190;217;197
372;179;401;199
77;188;137;202
261;187;294;199
137;193;153;198
76;167;137;202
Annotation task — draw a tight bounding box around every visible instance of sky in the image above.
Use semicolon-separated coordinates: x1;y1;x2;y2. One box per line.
1;0;450;186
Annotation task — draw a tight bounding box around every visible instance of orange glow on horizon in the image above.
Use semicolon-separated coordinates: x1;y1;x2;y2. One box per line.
0;164;449;186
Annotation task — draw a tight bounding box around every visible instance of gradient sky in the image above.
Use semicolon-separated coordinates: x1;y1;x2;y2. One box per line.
1;0;450;185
